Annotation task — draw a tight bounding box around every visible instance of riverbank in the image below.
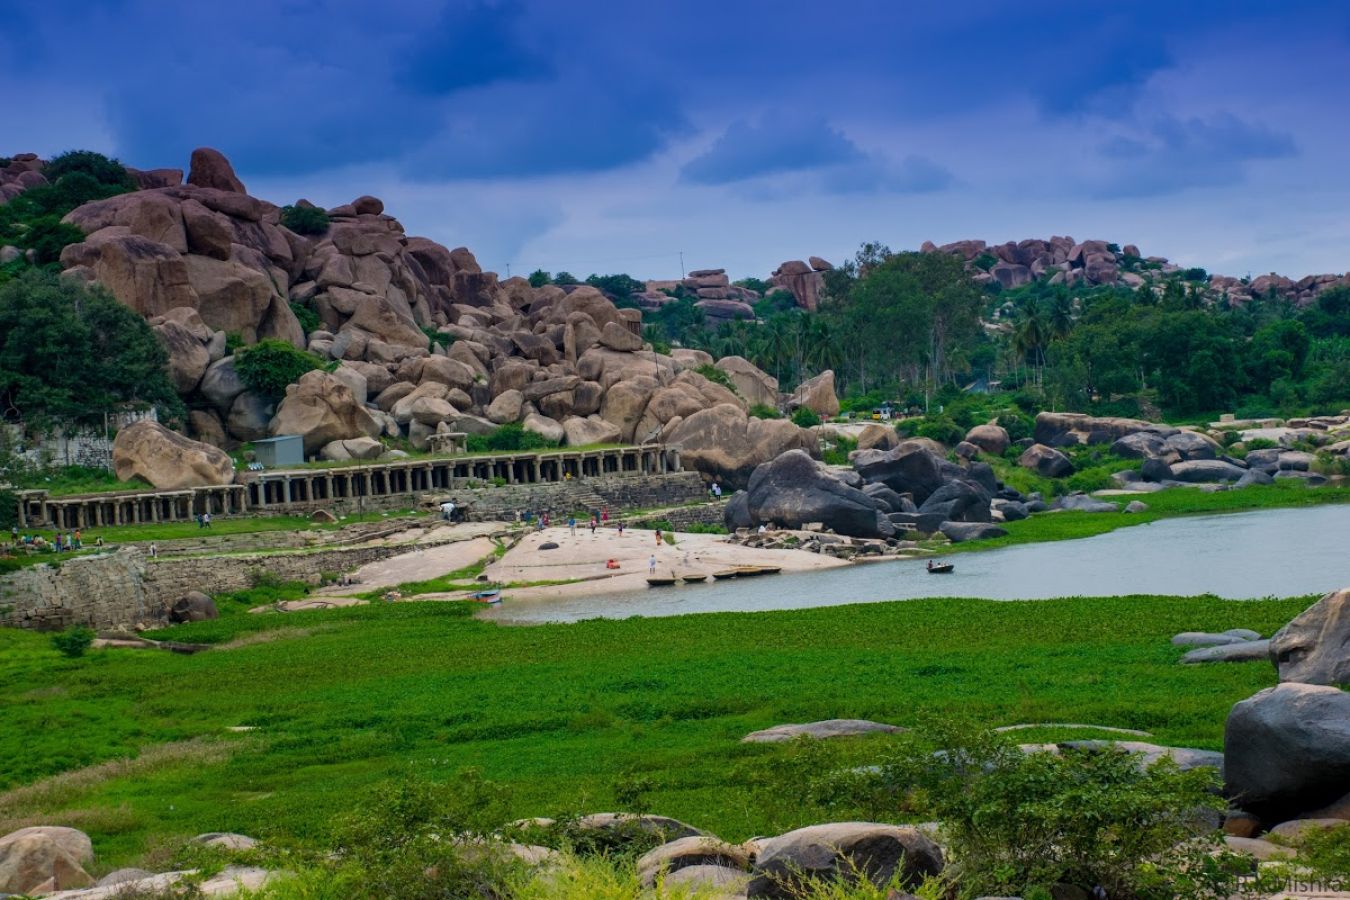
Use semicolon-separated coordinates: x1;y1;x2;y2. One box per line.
0;592;1314;870
945;479;1350;554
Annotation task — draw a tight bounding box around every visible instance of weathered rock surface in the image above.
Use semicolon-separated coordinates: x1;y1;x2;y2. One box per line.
715;356;778;409
746;822;943;898
1018;443;1073;477
790;370;840;417
636;836;751;888
668;404;816;489
112;421;235;489
269;370;381;454
0;828;93;894
1224;683;1350;821
1181;640;1271;664
964;423;1010;455
740;451;893;538
1270;588;1350;686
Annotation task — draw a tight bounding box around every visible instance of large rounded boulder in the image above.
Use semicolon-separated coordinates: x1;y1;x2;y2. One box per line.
1018;443;1073;478
112;421;235;490
667;404;816;489
269;369;382;455
741;450;893;538
852;443;945;504
746;822;943;898
1270;588;1350;686
1224;683;1350;821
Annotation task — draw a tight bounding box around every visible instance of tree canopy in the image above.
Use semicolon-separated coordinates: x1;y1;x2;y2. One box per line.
0;269;183;429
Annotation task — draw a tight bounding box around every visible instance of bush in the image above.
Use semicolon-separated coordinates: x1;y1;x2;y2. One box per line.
694;364;737;394
233;339;326;403
465;423;559;453
279;204;330;236
43;150;134;190
288;301;320;335
791;406;821;428
995;411;1033;442
749;403;781;419
915;416;963;446
51;626;95;658
767;722;1231;898
553;271;578;286
23;216;86;265
584;273;644;298
527;269;550;288
822;435;857;466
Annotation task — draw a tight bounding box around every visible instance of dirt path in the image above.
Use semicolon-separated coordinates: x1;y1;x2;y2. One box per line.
317;535;499;594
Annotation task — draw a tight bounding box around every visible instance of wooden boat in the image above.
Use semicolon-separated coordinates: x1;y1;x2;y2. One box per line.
926;562;954;574
711;569;741;580
468;588;502;604
735;565;781;577
647;576;678;586
680;573;708;583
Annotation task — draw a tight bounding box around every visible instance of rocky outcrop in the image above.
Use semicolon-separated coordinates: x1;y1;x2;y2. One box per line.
742;719;904;743
667;404;816;489
1018;443;1073;477
268;370;381;455
738;450;893;538
714;356;778;409
111;421;235;489
788;370;839;417
767;257;831;312
1033;411;1174;447
1270;588;1350;686
1224;683;1350;822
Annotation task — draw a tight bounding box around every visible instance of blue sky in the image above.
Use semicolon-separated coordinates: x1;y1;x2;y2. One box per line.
4;0;1348;281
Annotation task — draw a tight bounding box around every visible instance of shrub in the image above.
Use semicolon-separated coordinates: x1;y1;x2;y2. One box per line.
465;423;559;453
51;625;95;658
43;150;134;190
995;411;1033;442
683;522;729;535
233;339;326;403
734;276;770;294
23;216;86;265
553;271;578;286
288;301;320;335
791;406;821;428
915;415;963;446
749;403;782;419
279;204;330;236
822;435;857;466
694;364;737;394
1243;437;1278;451
527;269;550;288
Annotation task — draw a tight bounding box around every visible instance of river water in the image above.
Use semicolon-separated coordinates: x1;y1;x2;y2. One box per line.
487;504;1350;623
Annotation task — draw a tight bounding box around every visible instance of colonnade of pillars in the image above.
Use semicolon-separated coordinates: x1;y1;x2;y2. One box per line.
18;485;248;530
14;446;683;527
247;446;680;510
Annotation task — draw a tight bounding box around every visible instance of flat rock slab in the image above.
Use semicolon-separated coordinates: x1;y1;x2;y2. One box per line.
742;719;906;743
994;723;1151;737
1181;639;1271;664
1059;740;1224;772
1172;631;1250;647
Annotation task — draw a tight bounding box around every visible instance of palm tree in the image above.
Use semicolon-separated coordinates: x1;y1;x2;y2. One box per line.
1048;294;1075;341
1014;301;1049;387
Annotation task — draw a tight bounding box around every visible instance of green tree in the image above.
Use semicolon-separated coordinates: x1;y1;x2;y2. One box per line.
280;204;330;236
0;269;183;427
233;339;326;403
527;269;551;288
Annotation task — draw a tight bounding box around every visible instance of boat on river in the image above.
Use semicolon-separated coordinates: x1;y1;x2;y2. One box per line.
926;562;954;574
468;588;502;604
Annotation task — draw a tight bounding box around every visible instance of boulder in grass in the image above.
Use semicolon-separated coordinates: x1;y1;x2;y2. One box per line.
0;828;94;895
746;822;943;898
1181;640;1270;664
741;719;905;743
1018;443;1073;478
939;521;1007;543
637;836;751;887
112;420;235;490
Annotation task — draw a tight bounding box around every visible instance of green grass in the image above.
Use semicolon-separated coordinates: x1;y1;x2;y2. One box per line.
0;591;1311;869
949;480;1350;553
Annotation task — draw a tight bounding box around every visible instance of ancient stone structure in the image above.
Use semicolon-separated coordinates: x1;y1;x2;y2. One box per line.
15;445;682;528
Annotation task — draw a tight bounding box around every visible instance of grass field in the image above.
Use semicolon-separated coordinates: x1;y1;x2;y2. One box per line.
0;588;1312;872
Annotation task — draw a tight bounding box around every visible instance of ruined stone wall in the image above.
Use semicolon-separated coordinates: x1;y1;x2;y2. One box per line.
0;541;463;630
0;552;153;630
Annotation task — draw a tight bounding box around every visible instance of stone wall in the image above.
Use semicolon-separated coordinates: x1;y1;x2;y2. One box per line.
0;539;471;630
453;471;709;521
0;552;152;630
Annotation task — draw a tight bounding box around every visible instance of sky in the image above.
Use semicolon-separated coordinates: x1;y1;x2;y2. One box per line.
4;0;1349;282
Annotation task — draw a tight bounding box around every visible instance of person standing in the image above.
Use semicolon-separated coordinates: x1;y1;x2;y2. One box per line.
654;528;662;546
203;512;211;528
149;543;158;558
648;554;657;575
568;516;576;536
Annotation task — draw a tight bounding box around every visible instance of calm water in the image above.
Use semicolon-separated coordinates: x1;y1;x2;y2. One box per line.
486;504;1350;623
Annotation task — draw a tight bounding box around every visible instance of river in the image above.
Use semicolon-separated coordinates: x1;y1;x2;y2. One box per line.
486;504;1350;623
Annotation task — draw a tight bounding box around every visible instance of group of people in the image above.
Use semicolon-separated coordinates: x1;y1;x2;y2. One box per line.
195;512;212;528
8;526;101;554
